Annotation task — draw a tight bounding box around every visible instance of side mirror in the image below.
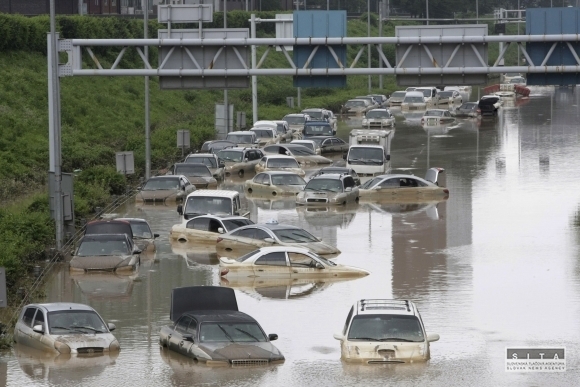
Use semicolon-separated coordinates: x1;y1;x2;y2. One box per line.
263;181;270;186
264;237;275;244
333;332;344;341
182;333;194;342
133;248;142;255
315;262;324;269
33;324;44;334
218;227;225;234
268;333;278;341
427;333;440;342
342;154;347;160
386;154;391;161
108;323;116;332
154;233;160;239
219;162;225;168
345;187;352;192
177;204;183;215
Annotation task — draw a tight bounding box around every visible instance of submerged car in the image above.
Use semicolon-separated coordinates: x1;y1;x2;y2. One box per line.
309;136;349;154
333;299;440;363
421;109;456;126
250;127;280;146
362;109;395;128
341;99;373;115
296;174;359;206
478;95;502;116
290;139;321;155
170;215;254;243
217;147;264;177
358;168;449;200
401;91;427;111
135;175;196;204
436;90;463;105
301;108;337;133
167;163;218;189
159;286;284;365
200;140;237;154
453;102;480;118
14;303;119;354
254;155;305;177
387;91;407;107
245;171;306;196
302;121;334;138
115;217;158;252
216;221;340;257
282;113;311;135
225;131;258;148
184;153;225;180
262;144;331;165
70;234;141;272
310;167;360;186
219;246;368;278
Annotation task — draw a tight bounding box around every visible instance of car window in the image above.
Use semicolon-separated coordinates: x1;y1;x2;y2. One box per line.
186;319;198;335
347;314;425;342
22;307;37;327
400;178;421;187
254;173;266;184
255;252;288;266
343;306;354;335
343;177;355;189
233;228;256;239
288;252;317;268
188;217;210;231
444;111;451;117
379;178;400;188
175;316;192;333
254;229;271;240
208;219;222;233
33;310;45;327
264;145;280;154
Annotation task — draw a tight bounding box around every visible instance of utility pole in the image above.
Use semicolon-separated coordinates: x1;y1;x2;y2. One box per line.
251;14;258;123
368;0;371;92
78;0;83;15
476;0;478;24
296;0;301;108
224;0;229;133
426;0;429;25
379;1;383;89
143;0;151;180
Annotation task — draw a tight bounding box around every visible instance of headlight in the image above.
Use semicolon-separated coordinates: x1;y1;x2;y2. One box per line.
109;339;121;351
330;197;338;203
362;119;368;124
54;340;71;354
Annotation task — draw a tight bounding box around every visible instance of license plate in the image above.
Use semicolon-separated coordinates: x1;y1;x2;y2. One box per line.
427;118;438;125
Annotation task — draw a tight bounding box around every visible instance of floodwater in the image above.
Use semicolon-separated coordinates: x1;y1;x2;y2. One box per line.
2;86;580;386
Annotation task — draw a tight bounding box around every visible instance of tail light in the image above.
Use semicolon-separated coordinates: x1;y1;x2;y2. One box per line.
216;237;223;243
421;118;425;124
443;189;449;194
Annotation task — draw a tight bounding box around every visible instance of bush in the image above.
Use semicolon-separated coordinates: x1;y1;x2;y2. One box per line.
76;166;126;196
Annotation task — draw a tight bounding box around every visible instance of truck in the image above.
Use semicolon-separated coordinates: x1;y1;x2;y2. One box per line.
344;129;394;176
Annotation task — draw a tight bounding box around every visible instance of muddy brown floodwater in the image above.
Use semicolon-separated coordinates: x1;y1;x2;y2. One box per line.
2;86;580;386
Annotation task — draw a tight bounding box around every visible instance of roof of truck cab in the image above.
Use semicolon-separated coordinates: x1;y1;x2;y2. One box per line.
185;190;239;200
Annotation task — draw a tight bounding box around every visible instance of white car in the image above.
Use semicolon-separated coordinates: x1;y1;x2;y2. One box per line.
245;171;306;196
291;139;321;155
436;90;463;105
14;303;119;354
333;299;440;363
362;109;395;128
250;127;280;146
255;155;305;177
421;109;456;126
400;91;426;111
386;91;407;107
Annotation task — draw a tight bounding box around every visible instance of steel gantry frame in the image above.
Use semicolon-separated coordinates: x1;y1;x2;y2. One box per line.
58;34;580;78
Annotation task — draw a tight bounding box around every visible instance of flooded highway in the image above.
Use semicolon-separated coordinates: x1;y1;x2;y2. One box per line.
2;86;580;385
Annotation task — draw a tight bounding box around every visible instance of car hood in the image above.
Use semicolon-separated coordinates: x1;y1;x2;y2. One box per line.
275;184;305;193
198;342;284;362
137;189;179;200
70;254;136;270
293;241;341;256
53;333;117;351
186;176;215;184
294;155;332;164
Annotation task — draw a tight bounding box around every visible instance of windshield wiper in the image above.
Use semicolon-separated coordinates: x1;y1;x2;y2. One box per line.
75;326;105;333
217;324;234;342
51;326;86;333
379;338;417;342
349;337;381;341
235;328;260;342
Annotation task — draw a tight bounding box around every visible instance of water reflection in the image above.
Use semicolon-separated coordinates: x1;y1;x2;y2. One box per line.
170;240;219;266
71;272;138;301
295;205;357;228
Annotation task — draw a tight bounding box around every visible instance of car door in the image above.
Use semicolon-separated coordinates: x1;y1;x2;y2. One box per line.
374;177;401;196
288;252;324;276
253;251;291;278
182;177;196;194
223;228;257;254
320;139;332;153
186;217;213;240
252;173;268;195
343;176;358;202
15;307;39;349
31;309;53;351
168;316;193;355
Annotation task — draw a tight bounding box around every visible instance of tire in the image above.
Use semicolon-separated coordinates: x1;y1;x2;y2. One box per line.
238;170;244;178
247;188;253;194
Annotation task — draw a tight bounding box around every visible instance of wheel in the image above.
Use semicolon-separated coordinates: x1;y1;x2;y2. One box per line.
247;188;253;193
238;170;244;177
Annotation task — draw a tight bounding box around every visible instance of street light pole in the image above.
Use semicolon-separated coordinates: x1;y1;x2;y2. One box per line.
224;0;229;134
368;0;371;92
426;0;429;25
143;0;151;180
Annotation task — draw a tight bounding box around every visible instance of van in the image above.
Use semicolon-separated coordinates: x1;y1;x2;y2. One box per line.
344;130;394;176
401;91;427;111
414;87;439;105
177;190;249;220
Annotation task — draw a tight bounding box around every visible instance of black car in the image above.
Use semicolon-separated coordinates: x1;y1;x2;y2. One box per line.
477;96;501;117
308;136;349;154
303;121;334;138
310;167;361;186
454;102;480;118
159;286;284;366
200;140;237;154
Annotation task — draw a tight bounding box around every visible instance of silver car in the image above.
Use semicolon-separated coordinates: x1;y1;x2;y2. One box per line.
14;303;119;354
296;174;359;206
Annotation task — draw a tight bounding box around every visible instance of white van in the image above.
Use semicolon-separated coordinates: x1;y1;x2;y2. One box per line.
401;91;427;111
415;87;439;106
177;190;249;220
344;130;394;176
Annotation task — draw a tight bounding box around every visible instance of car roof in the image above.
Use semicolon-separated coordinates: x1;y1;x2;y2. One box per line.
258;171;300;176
189;214;250;221
309;173;346;180
425;109;448;112
304;121;331;126
30;302;97;313
302;108;324;112
174;162;210;168
372;174;433;185
367;108;390;113
307;135;338;140
291;140;316;144
250;127;275;131
284;113;308;117
319;166;351;172
186;153;216;158
354;299;418;316
147;175;186;180
404;91;425;97
115;217;149;224
218;147;255;152
227;131;255;135
185;190;239;199
254;245;314;254
184;310;257;323
80;233;131;242
263;154;297;160
236;222;302;232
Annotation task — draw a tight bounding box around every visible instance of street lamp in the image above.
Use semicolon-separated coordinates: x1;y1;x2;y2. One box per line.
426;0;429;25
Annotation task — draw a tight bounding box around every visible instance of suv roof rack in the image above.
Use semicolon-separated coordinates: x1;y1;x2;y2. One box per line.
358;299;411;312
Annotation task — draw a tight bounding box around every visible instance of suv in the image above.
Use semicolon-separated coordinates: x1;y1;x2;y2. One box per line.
225;131;258;147
301;108;337;133
333;299;440;363
217;147;264;177
303;121;334;138
310;167;360;186
184;153;225;180
296;173;359;206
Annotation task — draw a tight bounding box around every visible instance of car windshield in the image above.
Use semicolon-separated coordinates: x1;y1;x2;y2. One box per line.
304;125;332;136
460;103;477;110
273;228;318;243
360;177;382;189
271;174;305;185
208;142;235;152
425;110;444;117
77;239;130;256
345;100;365;107
227;134;254;143
305;178;343;193
416;89;431;97
437;91;453;98
347;314;425;342
366;110;390;118
48;310;108;335
283;115;306;124
304;110;323;119
217;150;243;163
236;249;259;262
391;92;406;98
293;142;314;151
175;164;211;177
185;197;232;216
185;157;217;168
252;129;273;138
404;96;424;103
130;222;153;239
222;218;253;231
348;148;385;165
199;322;267;343
142;178;180;191
289;147;315;155
267;158;300;168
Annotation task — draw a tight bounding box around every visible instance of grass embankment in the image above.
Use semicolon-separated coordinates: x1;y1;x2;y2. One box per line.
0;12;517;334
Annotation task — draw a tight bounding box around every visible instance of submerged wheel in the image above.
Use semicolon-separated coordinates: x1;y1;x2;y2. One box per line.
238;170;244;177
247;188;253;194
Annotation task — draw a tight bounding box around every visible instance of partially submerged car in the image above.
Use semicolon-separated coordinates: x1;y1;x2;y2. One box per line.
358;168;449;200
216;220;340;257
436;90;463;105
333;299;439;363
272;120;293;142
135;175;195;204
167;163;218;189
200;140;236;154
387;91;407;107
184;153;225;180
290;139;321;155
296;174;359;206
225;131;258;148
421;109;456;126
262;144;331;166
309;136;349;154
170;215;254;243
282;113;311;135
14;303;119;354
219;246;368;278
362;109;396;128
302;121;334;138
250;127;280;146
217;147;264;177
70;234;141;272
478;95;502;116
310;167;360;186
401;91;427;111
245;171;306;196
301;108;337;133
341;99;373;115
508;76;526;86
178;190;248;220
254;155;305;177
453;102;480;118
115;217;158;252
159;286;284;365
